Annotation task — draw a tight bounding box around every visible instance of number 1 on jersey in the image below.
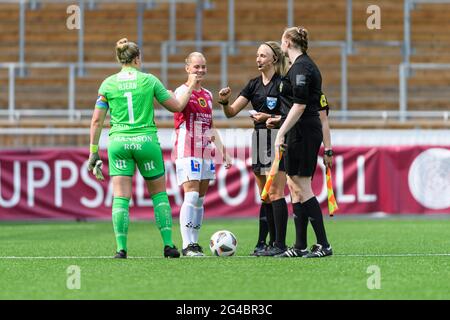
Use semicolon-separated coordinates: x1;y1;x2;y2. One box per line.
124;92;135;124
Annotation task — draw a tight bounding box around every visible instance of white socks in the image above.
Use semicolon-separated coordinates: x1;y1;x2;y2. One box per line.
191;196;205;244
179;191;199;249
180;191;206;249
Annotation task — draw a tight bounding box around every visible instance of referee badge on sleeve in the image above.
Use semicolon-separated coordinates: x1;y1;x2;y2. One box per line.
266;97;278;110
296;74;306;86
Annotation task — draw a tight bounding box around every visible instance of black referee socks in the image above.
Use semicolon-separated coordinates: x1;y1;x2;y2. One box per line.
293;202;309;250
265;203;276;247
271;198;288;249
257;203;276;247
302;197;329;248
257;203;269;245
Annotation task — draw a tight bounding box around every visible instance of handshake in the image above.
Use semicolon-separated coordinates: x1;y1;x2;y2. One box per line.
88;145;105;181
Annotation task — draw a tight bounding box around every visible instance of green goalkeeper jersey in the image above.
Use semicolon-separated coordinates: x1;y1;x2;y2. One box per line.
95;66;172;137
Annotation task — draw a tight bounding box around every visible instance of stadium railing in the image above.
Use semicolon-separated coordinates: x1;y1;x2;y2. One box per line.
0;61;183;122
399;62;450;122
1;0;449;126
2;58;450;125
7;0;336;74
403;0;450;64
9;0;450;70
11;0;215;76
0;40;348;121
160;40;348;119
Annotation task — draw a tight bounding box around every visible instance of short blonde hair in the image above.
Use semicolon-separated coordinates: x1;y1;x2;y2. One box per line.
185;52;206;65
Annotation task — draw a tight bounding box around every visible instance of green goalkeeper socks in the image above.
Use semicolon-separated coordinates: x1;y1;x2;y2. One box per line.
112;197;130;252
152;192;174;247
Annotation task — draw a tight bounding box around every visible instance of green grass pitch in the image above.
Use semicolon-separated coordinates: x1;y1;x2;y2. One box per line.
1;217;449;300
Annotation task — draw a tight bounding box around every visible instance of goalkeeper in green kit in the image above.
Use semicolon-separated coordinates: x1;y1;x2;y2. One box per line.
88;38;198;259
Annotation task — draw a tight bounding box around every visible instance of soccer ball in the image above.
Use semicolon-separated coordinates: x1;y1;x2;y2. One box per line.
209;230;238;257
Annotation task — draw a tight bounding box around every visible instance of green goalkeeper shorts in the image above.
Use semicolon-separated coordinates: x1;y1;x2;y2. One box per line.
107;133;165;179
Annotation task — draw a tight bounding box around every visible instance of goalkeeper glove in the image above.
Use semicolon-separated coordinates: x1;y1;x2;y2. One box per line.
93;159;104;181
88;149;104;181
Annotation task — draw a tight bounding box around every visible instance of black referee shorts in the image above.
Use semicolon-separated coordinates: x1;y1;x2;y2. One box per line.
284;116;323;178
251;128;285;175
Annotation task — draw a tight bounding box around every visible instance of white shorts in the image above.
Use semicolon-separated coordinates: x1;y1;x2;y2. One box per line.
175;157;216;186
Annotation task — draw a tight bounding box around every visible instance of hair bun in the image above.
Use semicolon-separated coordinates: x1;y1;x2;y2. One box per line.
116;38;129;51
297;27;308;37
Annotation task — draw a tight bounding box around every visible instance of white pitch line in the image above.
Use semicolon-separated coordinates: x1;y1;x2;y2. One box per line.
335;253;450;257
0;253;449;259
0;256;161;260
0;256;248;260
0;256;123;260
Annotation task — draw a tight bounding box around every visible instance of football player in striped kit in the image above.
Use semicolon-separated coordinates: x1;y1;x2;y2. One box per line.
174;52;232;257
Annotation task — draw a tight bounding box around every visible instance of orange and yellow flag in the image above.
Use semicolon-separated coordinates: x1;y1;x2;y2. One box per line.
260;149;284;201
326;167;338;216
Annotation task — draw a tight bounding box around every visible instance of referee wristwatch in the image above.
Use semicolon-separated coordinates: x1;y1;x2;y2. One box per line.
324;149;333;157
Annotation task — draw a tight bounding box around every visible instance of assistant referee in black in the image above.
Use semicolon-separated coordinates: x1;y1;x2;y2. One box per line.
274;26;332;258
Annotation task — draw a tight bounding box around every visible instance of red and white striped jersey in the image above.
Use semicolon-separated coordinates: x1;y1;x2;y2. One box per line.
174;84;214;159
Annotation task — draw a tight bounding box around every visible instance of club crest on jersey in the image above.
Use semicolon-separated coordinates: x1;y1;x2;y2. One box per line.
198;97;207;108
266;97;277;110
191;159;201;173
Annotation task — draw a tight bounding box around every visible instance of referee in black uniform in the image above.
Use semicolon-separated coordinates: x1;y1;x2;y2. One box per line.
218;42;289;256
274;27;332;258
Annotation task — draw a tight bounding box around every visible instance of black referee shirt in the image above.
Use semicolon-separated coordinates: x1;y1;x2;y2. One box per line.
239;74;283;129
279;53;323;119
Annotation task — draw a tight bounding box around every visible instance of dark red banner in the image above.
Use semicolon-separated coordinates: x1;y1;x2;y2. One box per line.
0;146;449;220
